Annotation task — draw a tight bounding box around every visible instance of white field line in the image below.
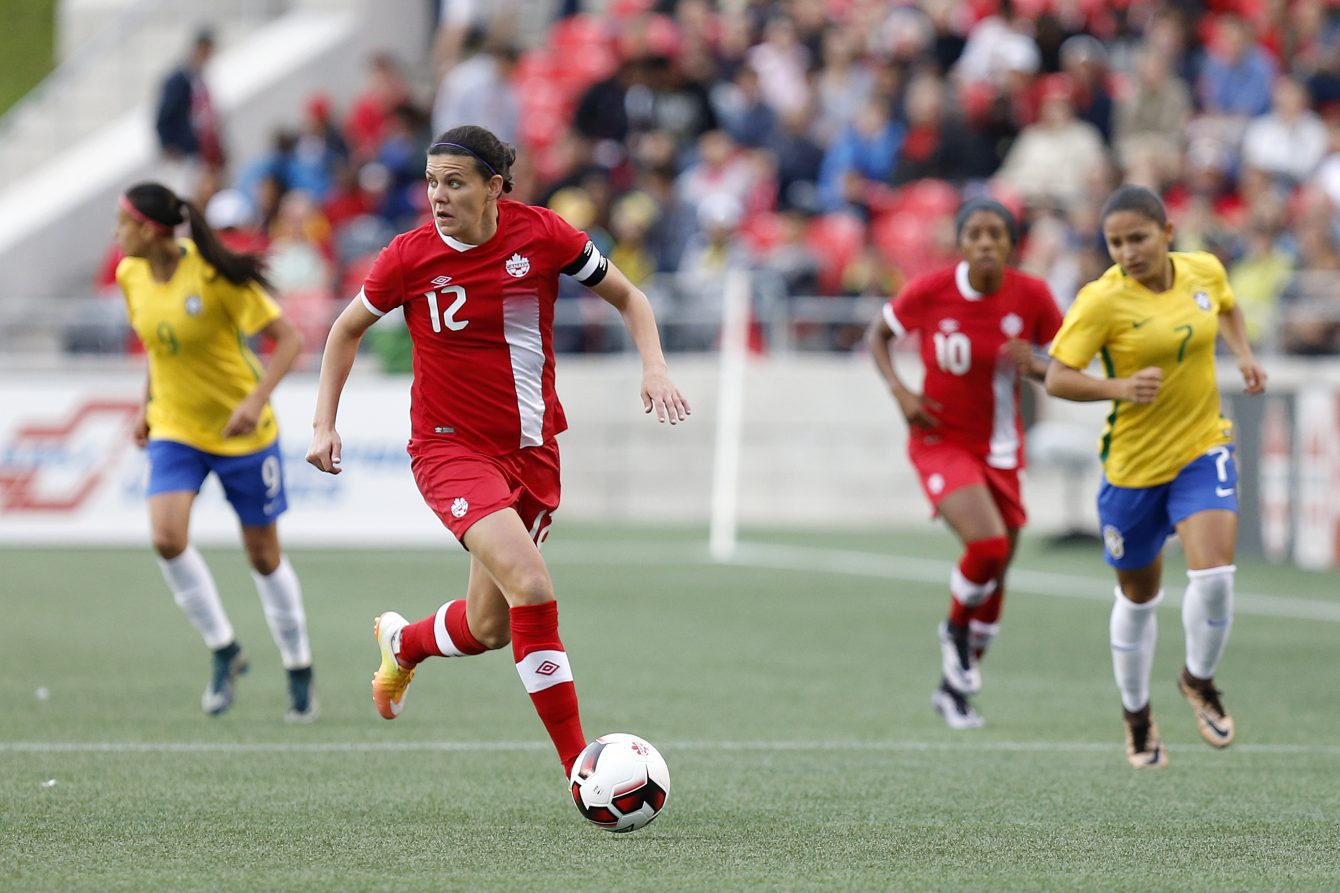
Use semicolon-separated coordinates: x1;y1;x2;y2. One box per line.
543;541;1340;624
1;740;1338;756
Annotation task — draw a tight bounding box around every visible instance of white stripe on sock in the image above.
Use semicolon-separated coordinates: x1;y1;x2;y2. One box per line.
432;600;469;657
515;649;572;693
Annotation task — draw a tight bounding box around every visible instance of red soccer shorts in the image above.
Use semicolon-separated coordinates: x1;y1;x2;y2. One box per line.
907;439;1027;529
408;438;561;547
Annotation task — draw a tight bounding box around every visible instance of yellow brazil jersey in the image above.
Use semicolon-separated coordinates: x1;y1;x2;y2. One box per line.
1049;251;1235;487
117;240;282;456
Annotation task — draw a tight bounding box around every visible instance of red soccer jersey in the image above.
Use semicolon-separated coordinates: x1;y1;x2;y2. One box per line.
882;262;1063;469
360;199;592;455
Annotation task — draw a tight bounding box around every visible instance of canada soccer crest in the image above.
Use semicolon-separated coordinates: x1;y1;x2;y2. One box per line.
1193;290;1212;311
1000;313;1023;337
506;253;530;278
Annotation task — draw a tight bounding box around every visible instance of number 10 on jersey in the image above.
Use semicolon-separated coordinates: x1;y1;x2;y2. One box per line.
933;331;971;375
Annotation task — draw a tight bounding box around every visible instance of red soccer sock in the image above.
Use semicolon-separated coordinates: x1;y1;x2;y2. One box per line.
947;598;974;629
511;600;586;775
969;586;1005;660
398;600;485;666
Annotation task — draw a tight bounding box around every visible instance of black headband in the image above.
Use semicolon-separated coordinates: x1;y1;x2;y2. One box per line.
955;198;1018;243
429;141;499;176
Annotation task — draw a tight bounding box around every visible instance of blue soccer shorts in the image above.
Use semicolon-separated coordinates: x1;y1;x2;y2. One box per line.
1097;445;1238;570
146;438;288;527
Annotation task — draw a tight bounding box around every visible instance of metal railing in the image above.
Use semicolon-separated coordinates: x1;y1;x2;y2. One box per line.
4;271;1340;364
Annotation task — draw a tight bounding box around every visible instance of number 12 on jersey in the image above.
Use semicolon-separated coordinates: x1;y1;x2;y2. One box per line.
933;331;972;375
425;286;468;333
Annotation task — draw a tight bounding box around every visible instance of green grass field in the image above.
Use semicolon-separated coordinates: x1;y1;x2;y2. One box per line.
4;525;1338;891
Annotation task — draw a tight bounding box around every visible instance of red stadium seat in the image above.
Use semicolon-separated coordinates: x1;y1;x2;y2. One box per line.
805;213;867;295
872;212;930;278
738;212;787;254
887;178;960;219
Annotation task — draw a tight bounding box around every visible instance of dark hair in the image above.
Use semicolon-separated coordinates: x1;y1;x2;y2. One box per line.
1100;184;1167;227
955;198;1018;244
428;125;516;193
123;182;272;291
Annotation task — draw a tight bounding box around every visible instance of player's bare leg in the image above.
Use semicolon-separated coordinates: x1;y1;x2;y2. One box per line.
371;555;499;720
465;509;586;775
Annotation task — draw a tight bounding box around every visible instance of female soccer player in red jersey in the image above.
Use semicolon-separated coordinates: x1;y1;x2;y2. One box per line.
306;125;690;779
865;198;1063;729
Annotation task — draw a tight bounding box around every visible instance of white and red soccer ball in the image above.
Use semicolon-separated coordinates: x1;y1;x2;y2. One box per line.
568;733;670;833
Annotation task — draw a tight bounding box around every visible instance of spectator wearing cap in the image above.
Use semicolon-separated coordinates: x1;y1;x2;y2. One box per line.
993;74;1107;214
675;192;753;349
205;188;266;255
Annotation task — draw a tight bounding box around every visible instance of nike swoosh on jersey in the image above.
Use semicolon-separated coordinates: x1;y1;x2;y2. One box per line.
1215;486;1235;497
1132;318;1153;328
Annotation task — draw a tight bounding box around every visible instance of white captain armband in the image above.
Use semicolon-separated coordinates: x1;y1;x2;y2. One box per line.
561;240;609;286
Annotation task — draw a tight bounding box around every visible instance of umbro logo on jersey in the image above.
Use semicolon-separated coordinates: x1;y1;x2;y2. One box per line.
939;319;959;333
506;253;530;277
432;275;453;286
184;295;203;316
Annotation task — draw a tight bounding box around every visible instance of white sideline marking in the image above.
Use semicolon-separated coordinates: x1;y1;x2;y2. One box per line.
2;740;1338;756
543;541;1340;624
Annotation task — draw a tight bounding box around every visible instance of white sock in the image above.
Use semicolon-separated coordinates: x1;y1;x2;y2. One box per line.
159;545;233;650
1183;565;1235;680
252;555;311;669
1110;586;1163;712
968;620;1000;657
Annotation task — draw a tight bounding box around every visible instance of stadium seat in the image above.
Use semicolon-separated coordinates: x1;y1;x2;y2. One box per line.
804;213;867;295
738;212;787;255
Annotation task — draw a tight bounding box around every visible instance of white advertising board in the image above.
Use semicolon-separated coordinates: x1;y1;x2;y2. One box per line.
0;372;447;547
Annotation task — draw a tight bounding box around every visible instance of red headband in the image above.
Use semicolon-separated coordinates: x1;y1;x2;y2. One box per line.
119;195;176;236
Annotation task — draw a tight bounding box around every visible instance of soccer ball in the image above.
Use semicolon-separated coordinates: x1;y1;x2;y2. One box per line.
568;733;670;833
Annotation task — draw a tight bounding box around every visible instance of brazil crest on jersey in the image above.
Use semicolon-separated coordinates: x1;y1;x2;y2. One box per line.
1049;251;1236;487
118;240;281;456
360;199;595;455
883;263;1063;469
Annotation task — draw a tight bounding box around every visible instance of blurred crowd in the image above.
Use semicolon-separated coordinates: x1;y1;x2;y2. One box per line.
101;0;1340;357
